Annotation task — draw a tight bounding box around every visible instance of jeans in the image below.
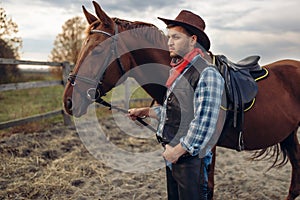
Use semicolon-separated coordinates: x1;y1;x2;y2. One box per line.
166;151;212;200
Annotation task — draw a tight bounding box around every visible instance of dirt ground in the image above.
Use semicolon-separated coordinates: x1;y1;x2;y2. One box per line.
0;115;298;200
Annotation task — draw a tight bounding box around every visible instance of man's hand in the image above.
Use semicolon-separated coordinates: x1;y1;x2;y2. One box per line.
127;107;150;120
163;144;187;163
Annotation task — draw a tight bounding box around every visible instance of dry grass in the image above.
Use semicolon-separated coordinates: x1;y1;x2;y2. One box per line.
0;118;166;200
0;116;297;199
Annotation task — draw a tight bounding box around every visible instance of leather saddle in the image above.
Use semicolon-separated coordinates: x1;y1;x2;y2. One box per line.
225;55;261;71
214;55;261;151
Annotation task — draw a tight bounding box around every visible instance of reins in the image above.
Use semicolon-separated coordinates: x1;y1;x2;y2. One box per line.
96;97;157;133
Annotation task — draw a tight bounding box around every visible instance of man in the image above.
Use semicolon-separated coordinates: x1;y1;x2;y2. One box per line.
128;10;225;200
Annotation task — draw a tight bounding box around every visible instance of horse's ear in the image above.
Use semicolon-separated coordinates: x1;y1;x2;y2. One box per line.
82;5;97;24
92;1;113;26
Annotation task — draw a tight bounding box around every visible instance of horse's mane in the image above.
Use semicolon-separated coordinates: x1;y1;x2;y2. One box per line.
85;17;167;46
113;18;168;45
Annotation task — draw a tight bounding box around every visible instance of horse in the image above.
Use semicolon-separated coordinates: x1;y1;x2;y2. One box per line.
63;1;300;199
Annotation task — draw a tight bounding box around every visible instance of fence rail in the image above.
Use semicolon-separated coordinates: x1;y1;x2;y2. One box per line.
0;110;63;130
0;80;63;92
0;58;72;130
0;58;66;67
0;58;152;130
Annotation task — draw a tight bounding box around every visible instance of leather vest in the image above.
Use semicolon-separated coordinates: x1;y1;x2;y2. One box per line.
162;58;208;146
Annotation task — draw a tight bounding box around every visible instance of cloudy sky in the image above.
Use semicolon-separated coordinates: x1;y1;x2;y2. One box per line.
1;0;300;65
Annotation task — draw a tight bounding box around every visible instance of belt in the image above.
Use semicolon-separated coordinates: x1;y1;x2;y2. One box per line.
156;135;168;146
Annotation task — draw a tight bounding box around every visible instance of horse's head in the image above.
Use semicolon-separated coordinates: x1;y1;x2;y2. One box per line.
63;2;130;117
63;1;170;117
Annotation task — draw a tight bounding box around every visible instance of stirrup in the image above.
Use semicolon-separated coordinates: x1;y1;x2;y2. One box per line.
237;131;245;151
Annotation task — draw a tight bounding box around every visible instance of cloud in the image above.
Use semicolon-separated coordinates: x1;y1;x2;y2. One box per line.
221;2;300;32
1;0;299;62
2;1;79;38
101;0;185;12
211;29;300;64
25;0;185;15
195;0;300;64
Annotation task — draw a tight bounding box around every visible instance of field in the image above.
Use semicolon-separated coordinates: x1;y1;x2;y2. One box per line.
0;71;64;134
0;71;298;199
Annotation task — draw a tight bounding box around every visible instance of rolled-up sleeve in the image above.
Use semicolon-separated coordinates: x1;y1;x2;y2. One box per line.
151;105;162;118
180;67;224;157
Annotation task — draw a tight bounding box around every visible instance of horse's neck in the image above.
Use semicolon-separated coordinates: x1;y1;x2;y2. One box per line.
132;48;170;66
118;26;169;103
129;48;170;104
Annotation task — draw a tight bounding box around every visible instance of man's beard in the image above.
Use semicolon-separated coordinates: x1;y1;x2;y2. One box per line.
170;51;183;59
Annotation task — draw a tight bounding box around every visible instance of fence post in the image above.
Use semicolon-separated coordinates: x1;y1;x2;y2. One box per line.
62;62;73;126
62;61;71;86
124;79;131;109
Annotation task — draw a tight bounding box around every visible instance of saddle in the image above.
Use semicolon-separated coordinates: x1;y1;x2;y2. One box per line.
214;55;261;151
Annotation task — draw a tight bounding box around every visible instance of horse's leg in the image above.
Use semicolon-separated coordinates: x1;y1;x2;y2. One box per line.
282;129;300;200
208;146;216;200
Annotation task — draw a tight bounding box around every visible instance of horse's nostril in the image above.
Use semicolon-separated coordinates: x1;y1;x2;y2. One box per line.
67;98;73;110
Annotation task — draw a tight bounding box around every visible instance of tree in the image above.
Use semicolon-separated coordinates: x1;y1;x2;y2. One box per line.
0;38;20;83
50;16;87;65
0;7;22;58
0;7;23;83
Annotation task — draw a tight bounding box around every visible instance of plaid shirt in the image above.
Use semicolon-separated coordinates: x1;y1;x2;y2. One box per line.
153;55;224;157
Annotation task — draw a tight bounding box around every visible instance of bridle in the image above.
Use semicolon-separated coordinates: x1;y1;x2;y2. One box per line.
67;23;156;133
68;23;127;103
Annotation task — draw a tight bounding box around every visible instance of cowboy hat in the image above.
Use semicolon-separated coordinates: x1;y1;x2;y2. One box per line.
158;10;211;51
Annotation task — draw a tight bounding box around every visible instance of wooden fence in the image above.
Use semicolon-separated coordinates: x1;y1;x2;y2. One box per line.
0;58;72;130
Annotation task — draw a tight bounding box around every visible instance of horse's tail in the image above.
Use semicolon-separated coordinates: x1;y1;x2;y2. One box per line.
250;127;299;171
249;144;289;171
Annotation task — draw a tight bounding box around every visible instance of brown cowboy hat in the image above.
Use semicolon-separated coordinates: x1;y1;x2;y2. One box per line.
158;10;211;51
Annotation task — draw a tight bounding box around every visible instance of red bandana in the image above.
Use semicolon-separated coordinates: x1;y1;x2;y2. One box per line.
166;48;204;88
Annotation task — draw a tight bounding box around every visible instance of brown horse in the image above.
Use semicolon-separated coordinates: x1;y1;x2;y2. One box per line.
63;1;300;199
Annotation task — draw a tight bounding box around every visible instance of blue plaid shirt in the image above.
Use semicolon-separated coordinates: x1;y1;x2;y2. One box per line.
153;55;224;157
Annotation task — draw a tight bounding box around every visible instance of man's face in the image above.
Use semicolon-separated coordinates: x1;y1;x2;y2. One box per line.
167;26;196;58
